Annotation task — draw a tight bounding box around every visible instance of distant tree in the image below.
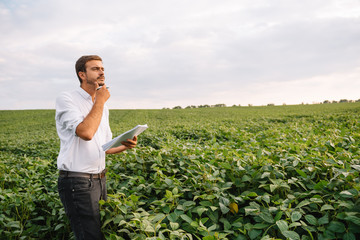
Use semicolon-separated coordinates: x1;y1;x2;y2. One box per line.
198;105;210;108
184;105;197;109
339;99;348;103
332;100;338;104
267;103;275;106
214;104;226;108
173;106;182;109
356;99;360;102
323;100;331;104
248;104;253;107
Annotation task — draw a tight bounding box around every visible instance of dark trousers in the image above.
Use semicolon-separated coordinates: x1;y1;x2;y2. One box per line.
58;176;107;240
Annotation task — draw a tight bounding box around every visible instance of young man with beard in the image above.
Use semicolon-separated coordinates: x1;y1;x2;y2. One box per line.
55;55;137;239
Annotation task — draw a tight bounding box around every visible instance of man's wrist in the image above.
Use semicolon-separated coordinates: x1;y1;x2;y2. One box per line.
94;98;106;105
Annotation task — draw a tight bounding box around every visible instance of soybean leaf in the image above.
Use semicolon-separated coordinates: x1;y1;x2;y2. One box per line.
291;211;302;222
289;222;302;228
253;223;270;229
219;202;230;214
320;204;334;212
296;200;311;209
340;190;355;199
305;215;317;226
276;220;289;232
249;229;262;240
274;211;283;221
259;212;274;224
208;224;217;231
54;223;64;231
318;214;329;225
194;206;208;216
180;214;193;224
170;222;179;230
344;215;360;226
282;230;300;240
327;221;346;233
343;232;356;240
313;180;328;190
296;169;307;178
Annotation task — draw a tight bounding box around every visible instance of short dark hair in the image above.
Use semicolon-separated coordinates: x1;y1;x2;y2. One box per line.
75;55;102;83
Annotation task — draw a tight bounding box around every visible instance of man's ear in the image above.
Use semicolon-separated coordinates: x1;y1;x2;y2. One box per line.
78;71;86;80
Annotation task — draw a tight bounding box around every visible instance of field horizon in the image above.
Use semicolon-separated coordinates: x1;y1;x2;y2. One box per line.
0;99;358;112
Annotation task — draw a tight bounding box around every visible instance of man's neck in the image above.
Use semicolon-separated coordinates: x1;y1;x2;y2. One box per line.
81;85;96;102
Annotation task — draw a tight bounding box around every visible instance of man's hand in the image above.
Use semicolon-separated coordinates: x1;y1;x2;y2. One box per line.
95;83;110;104
76;83;110;141
105;136;138;154
121;136;138;149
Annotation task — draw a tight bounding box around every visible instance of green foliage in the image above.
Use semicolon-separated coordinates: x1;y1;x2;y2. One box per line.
1;103;360;239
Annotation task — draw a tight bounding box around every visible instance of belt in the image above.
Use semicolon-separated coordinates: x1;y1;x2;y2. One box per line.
59;169;107;179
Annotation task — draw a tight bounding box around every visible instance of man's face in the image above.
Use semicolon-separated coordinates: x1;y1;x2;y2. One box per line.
82;60;105;86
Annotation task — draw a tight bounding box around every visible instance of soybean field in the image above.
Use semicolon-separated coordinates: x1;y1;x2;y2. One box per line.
1;103;360;240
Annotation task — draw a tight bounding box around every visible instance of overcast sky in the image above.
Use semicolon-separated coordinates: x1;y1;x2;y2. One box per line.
1;0;359;109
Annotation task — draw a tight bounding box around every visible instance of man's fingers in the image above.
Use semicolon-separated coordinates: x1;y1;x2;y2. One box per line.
128;137;137;144
121;138;137;149
120;136;138;149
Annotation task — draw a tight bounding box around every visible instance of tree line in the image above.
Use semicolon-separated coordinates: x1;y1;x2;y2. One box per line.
165;99;360;109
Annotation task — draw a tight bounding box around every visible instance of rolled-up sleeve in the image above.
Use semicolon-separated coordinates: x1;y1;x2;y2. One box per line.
55;92;83;136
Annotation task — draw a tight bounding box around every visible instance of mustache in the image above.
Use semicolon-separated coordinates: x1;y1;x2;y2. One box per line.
97;76;105;87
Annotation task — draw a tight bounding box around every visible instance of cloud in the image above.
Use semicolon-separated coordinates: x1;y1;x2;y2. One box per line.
0;0;359;109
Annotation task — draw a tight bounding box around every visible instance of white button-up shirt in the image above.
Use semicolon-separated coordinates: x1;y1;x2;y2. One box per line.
55;88;112;174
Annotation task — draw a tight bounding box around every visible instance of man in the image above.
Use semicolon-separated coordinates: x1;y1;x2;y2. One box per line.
55;55;137;239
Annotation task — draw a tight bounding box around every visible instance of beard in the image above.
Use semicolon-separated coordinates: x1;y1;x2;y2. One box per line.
86;76;105;86
97;76;105;86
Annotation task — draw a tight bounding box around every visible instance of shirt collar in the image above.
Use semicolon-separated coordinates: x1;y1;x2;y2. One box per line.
76;87;92;101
